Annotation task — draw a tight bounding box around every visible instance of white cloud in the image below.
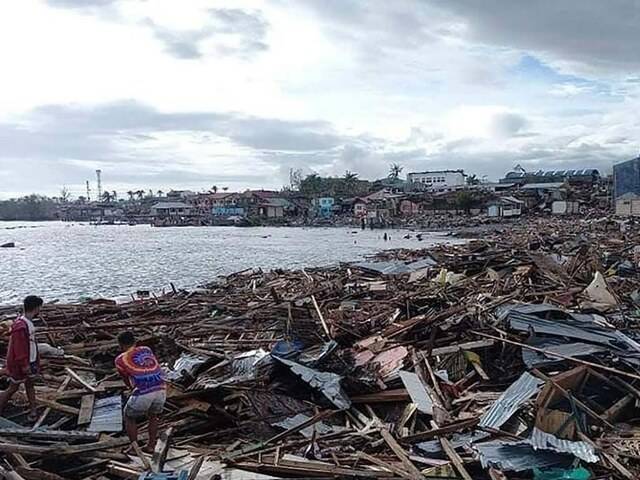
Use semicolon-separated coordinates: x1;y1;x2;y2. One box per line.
0;0;637;198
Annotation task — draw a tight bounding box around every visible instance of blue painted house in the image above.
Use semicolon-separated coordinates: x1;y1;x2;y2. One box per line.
316;197;335;217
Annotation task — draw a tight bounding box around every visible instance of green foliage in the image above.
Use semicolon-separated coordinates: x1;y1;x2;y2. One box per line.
298;172;370;197
0;195;59;221
455;190;475;212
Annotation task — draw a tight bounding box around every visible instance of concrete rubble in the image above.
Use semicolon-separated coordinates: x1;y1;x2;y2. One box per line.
2;217;640;478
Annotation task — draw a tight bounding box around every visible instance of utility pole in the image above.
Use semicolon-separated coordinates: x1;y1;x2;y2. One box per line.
86;180;92;202
96;169;102;201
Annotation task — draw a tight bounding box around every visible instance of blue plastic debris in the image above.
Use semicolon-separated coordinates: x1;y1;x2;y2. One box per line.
138;472;188;480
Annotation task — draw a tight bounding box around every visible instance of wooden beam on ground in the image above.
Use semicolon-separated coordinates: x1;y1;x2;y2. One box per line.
77;395;95;426
36;399;79;417
151;427;173;474
311;295;332;339
64;367;97;393
34;376;72;429
439;437;472;480
380;429;424;480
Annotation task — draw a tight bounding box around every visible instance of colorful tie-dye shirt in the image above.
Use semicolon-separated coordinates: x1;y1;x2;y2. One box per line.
115;346;165;396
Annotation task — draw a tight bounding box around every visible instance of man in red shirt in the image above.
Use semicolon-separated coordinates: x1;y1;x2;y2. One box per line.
0;295;43;420
115;331;166;453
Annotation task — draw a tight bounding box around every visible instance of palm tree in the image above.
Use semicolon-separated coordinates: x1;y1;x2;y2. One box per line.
211;185;218;194
101;191;112;203
157;190;164;197
111;191;118;201
135;190;145;200
343;171;359;194
222;187;229;192
127;190;135;201
466;174;480;186
388;163;403;179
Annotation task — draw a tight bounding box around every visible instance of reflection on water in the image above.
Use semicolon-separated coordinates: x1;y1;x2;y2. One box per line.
0;221;457;305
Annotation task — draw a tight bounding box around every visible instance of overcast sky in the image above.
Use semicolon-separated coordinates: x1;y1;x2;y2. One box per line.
0;0;638;198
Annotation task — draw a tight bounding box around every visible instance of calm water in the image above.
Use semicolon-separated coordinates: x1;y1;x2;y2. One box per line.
0;221;456;305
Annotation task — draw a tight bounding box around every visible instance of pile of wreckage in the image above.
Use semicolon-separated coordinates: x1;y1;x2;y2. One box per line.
2;218;640;479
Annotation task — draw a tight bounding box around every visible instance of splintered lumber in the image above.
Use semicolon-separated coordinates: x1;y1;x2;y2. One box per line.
64;367;98;393
380;429;423;480
311;295;332;339
439;437;472;480
33;375;72;430
0;429;99;441
77;394;95;426
151;427;173;473
36;399;79;416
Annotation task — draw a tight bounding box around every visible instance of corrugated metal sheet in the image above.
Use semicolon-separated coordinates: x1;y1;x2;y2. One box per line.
522;340;608;368
529;428;598;463
479;372;544;429
398;371;434;415
275;357;351;410
88;395;122;432
475;441;573;472
353;257;437;275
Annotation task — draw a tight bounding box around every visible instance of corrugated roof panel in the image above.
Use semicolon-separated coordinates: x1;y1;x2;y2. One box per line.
479;372;544;428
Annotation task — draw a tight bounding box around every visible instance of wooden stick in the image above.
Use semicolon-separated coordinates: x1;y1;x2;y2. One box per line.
64;367;97;393
311;295;332;339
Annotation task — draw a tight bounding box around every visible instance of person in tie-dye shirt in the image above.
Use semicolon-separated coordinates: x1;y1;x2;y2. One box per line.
115;331;165;453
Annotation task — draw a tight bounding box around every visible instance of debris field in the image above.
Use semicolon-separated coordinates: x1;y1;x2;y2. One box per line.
2;217;640;479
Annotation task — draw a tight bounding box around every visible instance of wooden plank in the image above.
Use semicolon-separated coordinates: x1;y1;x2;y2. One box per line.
77;395;95;426
402;417;479;443
311;295;332;339
36;399;79;416
429;339;494;357
34;375;72;430
64;367;98;393
187;456;205;480
439;437;472;480
0;429;99;441
358;451;414;479
151;427;173;474
379;429;423;480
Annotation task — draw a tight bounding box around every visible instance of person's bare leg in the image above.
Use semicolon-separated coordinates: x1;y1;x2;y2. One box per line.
125;416;138;444
0;383;20;415
145;414;159;453
24;378;37;419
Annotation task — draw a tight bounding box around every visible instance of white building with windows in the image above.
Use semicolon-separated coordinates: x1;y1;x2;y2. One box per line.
407;170;466;189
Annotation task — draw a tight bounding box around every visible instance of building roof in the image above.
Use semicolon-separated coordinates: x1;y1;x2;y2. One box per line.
408;170;465;175
505;169;600;179
260;198;292;208
498;196;525;205
519;182;566;190
151;201;192;209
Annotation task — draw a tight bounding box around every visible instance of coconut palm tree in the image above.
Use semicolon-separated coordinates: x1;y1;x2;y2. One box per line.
222;187;229;192
211;185;218;194
135;190;145;200
101;191;112;203
388;163;403;179
111;191;118;201
127;190;135;201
